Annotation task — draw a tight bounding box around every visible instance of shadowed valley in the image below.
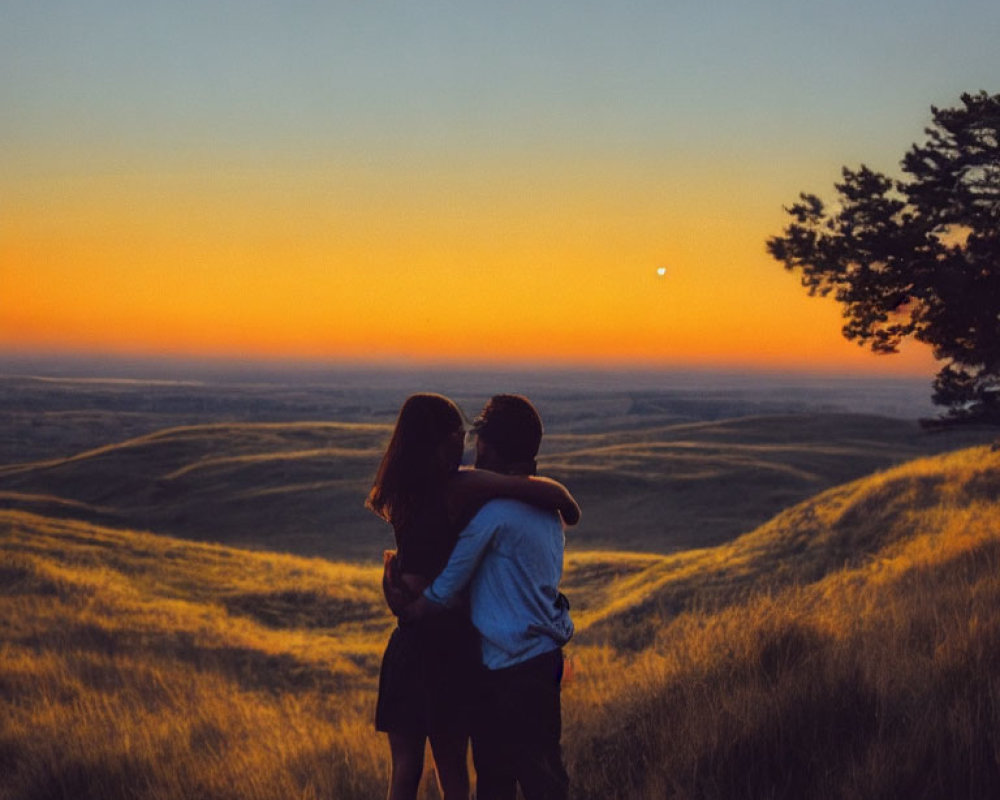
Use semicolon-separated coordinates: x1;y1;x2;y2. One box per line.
1;403;991;557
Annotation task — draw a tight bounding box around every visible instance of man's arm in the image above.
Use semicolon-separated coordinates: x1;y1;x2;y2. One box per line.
401;506;499;621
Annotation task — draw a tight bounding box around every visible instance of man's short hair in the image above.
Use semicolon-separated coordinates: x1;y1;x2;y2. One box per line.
473;394;543;464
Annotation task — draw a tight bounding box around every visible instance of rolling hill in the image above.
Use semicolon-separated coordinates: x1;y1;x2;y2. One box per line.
563;443;1000;798
1;413;993;559
566;441;1000;646
2;443;998;798
0;422;390;558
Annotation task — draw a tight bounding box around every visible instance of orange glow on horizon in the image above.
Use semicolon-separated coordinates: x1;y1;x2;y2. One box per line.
1;160;938;377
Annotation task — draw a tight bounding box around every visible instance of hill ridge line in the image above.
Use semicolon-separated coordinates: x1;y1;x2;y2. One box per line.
0;420;392;476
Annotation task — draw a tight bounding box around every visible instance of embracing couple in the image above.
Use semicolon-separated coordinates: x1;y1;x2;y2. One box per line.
366;393;579;800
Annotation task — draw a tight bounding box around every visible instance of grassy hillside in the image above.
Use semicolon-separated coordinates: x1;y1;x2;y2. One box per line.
564;444;1000;798
0;508;651;800
547;413;995;551
0;510;394;800
2;443;998;798
0;422;391;558
2;414;992;559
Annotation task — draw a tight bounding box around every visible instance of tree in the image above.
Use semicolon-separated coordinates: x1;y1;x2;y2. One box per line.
767;91;1000;423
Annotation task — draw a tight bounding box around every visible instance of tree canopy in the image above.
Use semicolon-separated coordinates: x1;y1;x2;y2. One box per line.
767;91;1000;423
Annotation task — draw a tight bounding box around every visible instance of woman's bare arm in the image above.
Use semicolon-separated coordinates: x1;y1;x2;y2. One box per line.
449;469;581;526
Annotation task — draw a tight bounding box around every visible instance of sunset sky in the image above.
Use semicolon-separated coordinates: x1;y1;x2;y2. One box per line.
3;1;998;374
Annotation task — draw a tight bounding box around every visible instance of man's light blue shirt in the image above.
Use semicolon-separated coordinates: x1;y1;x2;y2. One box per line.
424;498;574;671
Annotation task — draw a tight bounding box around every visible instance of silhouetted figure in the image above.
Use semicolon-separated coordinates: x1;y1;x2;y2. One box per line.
405;394;574;800
367;393;578;800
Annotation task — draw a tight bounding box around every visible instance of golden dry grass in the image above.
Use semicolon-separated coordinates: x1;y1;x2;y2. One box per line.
0;511;394;800
561;445;1000;798
2;444;999;798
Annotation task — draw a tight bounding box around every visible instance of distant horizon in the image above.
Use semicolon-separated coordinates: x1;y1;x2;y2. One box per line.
0;347;948;429
0;346;938;388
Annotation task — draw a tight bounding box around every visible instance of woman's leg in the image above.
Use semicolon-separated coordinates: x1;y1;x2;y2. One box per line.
387;731;425;800
428;731;471;800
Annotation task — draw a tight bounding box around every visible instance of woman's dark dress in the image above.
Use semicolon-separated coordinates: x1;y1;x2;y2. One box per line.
375;494;481;735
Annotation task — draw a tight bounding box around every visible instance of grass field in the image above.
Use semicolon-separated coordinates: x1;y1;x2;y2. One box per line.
3;443;999;798
2;412;993;559
564;444;1000;798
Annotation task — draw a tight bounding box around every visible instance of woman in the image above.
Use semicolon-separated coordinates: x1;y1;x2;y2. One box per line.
366;393;579;800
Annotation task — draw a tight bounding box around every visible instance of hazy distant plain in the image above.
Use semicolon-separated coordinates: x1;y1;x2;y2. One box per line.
1;363;993;559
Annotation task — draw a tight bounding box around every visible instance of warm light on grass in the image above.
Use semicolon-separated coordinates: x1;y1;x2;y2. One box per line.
2;444;999;798
561;446;1000;798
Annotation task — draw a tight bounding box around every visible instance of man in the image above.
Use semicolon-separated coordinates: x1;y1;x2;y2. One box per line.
405;394;574;800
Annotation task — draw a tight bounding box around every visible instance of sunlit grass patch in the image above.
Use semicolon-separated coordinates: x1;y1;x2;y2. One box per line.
561;446;1000;798
1;510;393;800
2;443;999;798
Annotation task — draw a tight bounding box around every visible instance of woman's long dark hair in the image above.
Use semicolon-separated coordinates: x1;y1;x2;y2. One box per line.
366;393;464;528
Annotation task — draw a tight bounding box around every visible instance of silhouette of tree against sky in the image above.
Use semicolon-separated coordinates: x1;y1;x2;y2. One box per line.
768;91;999;423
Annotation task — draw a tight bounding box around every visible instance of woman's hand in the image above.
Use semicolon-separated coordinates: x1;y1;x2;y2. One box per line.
554;482;581;526
382;551;435;617
381;550;410;616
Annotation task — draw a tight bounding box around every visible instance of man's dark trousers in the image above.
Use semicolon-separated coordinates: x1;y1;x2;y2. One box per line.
472;648;569;800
